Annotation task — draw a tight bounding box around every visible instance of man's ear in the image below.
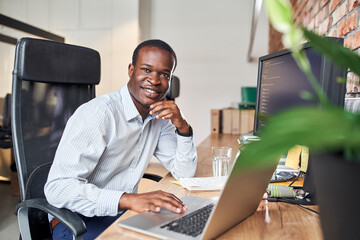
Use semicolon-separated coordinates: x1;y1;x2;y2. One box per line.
128;63;134;78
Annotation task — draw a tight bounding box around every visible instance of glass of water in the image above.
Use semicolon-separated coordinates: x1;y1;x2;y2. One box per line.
212;147;232;177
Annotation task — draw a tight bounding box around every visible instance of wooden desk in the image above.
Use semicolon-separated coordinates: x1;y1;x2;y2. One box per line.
97;134;323;240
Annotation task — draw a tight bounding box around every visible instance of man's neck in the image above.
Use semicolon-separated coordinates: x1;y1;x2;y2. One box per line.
130;96;149;121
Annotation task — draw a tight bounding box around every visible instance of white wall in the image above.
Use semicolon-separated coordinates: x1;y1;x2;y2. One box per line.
145;0;269;145
0;0;139;178
0;0;268;147
0;0;139;98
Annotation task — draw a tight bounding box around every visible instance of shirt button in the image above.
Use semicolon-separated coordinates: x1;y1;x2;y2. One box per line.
106;211;110;215
129;168;133;172
137;148;141;152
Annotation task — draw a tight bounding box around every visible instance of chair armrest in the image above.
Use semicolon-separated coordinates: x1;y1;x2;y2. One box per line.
142;173;162;182
16;198;86;239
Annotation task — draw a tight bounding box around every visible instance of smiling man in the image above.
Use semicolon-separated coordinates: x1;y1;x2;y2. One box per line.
44;39;197;240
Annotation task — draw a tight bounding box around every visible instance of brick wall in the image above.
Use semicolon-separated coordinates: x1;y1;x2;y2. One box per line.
268;0;360;95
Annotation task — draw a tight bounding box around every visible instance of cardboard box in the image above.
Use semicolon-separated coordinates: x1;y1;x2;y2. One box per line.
240;109;255;134
222;109;233;134
231;109;241;134
210;109;222;134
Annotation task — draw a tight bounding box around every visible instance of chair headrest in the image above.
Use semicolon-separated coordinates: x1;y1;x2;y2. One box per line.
14;38;100;85
166;75;180;100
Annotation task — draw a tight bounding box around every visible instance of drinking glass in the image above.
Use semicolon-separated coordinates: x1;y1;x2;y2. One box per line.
212;147;232;177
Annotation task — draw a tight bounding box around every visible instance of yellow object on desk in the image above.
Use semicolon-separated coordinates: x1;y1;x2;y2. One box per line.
285;145;302;170
169;180;181;186
300;146;309;172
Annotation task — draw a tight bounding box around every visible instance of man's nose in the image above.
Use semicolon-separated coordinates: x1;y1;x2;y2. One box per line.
148;72;161;84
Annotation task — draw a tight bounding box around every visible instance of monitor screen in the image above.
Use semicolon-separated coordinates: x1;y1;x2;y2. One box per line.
254;41;347;133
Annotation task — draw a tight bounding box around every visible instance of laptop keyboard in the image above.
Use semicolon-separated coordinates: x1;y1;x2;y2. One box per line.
160;203;215;237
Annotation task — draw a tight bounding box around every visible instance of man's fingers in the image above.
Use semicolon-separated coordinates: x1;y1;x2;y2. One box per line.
123;191;186;214
149;191;186;213
155;191;185;207
150;100;174;109
149;101;177;115
156;112;174;120
149;198;183;213
150;103;172;115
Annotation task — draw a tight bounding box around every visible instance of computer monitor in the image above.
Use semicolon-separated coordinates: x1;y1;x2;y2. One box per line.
253;39;347;202
253;39;347;133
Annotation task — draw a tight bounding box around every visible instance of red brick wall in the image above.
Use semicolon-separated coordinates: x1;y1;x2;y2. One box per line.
269;0;360;94
292;0;360;48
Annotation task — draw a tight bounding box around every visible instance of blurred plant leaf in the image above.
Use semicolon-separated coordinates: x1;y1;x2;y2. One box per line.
336;77;346;84
236;0;360;171
234;107;360;173
265;0;292;33
300;90;316;101
303;28;360;78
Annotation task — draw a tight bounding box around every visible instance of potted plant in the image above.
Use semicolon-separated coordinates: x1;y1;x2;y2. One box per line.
235;0;360;239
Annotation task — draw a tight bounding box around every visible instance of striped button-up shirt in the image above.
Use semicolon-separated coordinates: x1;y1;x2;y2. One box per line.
44;85;197;217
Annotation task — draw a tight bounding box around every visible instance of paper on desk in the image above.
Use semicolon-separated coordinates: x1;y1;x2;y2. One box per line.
178;176;227;192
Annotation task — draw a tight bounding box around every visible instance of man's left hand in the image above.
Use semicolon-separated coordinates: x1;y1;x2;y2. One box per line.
149;100;190;134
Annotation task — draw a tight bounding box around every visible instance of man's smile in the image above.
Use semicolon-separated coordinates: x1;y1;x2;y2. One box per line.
142;87;163;99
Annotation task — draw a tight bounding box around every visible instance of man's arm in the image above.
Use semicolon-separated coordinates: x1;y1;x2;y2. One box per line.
45;103;124;217
150;100;197;180
117;100;196;213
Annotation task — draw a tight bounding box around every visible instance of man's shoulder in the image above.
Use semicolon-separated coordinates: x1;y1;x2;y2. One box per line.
96;91;123;106
76;90;123;116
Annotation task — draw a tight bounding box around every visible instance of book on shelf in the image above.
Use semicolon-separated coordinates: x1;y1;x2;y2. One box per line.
210;108;255;135
240;109;255;134
231;108;241;134
210;109;222;134
222;108;233;134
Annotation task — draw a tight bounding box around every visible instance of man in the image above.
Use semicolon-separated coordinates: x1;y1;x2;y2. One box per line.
45;39;197;239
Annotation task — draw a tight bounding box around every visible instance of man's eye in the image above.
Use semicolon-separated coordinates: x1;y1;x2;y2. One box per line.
161;73;170;80
141;68;150;73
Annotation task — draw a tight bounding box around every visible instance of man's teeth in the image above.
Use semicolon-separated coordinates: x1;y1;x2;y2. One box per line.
145;89;156;94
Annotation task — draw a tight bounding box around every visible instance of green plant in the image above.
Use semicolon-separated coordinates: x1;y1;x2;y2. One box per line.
234;0;360;173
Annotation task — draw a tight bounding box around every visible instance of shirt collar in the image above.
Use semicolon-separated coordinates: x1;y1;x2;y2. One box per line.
121;84;156;122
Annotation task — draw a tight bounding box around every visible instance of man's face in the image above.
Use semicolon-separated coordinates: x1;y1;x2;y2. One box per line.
128;46;175;116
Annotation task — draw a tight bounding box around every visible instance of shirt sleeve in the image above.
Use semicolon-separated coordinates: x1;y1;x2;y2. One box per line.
44;103;124;217
154;120;197;180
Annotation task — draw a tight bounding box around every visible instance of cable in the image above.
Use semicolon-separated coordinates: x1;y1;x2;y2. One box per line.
288;171;302;187
266;197;319;214
298;204;319;215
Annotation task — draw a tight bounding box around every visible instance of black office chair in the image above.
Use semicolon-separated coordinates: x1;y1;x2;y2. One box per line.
11;38;100;240
11;37;162;239
0;93;12;149
166;75;180;101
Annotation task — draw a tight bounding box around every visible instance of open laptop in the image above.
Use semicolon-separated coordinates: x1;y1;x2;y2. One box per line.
118;155;277;240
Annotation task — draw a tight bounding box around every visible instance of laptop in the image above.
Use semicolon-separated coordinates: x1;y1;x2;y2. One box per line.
118;154;277;240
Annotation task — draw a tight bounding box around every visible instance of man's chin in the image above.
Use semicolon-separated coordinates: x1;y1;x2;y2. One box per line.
143;95;165;105
139;98;157;109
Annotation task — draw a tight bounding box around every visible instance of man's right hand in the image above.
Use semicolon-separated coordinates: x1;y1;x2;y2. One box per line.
119;190;187;214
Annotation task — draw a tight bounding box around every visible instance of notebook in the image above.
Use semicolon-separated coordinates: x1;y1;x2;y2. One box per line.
118;154;278;240
177;176;227;192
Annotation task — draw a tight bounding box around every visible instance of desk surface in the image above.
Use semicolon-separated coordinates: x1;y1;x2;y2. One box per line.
97;134;323;240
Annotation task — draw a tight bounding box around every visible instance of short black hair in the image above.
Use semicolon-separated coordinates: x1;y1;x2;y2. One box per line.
132;39;177;70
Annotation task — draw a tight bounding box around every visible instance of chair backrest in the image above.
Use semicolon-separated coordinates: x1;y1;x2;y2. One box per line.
3;93;11;129
0;93;12;149
11;37;100;238
166;75;180;101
